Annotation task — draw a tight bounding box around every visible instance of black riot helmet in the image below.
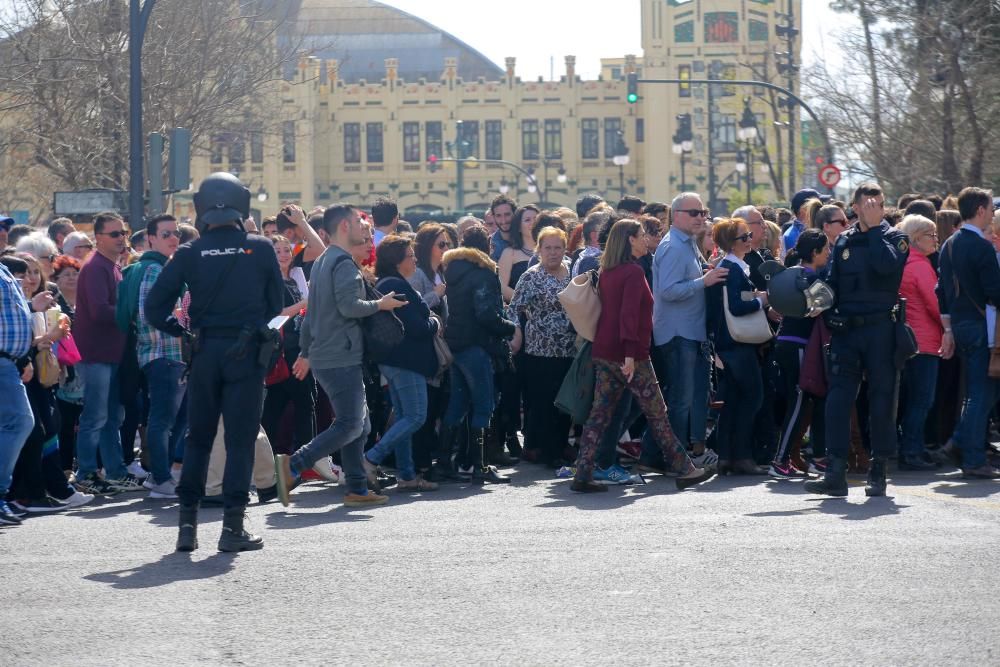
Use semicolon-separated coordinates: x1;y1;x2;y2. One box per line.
193;172;251;232
759;260;835;318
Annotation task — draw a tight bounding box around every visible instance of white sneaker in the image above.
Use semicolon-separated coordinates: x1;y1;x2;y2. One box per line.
311;457;341;483
127;461;149;479
690;448;719;469
147;479;178;499
142;477;156;490
62;490;95;508
170;467;182;484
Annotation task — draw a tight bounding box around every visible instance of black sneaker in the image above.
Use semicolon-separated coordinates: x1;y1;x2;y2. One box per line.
0;502;23;525
74;473;121;496
12;497;67;513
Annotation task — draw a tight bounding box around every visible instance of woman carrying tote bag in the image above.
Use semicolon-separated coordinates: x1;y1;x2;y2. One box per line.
706;218;773;475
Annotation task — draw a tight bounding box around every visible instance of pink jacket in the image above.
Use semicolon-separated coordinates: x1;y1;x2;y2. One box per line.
899;251;942;355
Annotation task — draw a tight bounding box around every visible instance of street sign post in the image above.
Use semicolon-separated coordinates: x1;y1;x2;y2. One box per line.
818;163;842;188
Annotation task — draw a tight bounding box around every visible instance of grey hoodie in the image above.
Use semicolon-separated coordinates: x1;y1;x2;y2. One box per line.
299;245;379;370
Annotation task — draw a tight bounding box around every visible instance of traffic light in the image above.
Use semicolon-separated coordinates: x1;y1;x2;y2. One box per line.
626;72;638;104
428;154;438;173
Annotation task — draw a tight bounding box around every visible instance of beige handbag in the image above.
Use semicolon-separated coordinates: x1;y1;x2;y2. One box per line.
723;289;773;344
558;270;602;342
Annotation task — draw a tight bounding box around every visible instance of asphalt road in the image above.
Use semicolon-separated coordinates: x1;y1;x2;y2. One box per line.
2;465;998;666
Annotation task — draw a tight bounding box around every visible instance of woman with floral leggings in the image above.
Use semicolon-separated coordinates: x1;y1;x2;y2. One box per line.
572;219;715;493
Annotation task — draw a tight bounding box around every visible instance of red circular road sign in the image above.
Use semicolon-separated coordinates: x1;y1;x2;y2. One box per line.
818;163;841;188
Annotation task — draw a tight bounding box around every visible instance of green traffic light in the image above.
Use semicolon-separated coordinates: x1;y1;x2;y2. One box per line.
627;93;638;103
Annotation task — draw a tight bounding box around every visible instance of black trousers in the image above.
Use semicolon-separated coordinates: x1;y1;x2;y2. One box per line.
56;398;82;472
261;371;316;456
522;354;573;464
178;337;265;509
825;322;898;460
773;341;825;464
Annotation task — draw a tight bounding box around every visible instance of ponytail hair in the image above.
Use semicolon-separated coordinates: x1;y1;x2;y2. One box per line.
788;228;827;267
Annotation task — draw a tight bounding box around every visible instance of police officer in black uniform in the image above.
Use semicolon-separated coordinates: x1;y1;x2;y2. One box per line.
804;182;909;497
145;172;283;552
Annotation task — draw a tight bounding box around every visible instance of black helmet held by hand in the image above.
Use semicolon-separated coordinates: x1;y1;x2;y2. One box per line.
759;260;834;318
193;172;251;231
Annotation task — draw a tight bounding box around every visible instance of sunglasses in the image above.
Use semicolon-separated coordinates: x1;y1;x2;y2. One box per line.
158;230;182;239
678;208;711;218
98;230;128;239
829;218;848;225
736;232;753;242
436;241;452;250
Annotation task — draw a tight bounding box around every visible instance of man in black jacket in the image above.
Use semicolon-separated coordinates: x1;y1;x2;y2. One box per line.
936;186;1000;479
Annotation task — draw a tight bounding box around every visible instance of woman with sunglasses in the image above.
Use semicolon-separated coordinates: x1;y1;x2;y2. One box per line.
409;223;455;479
706;219;771;475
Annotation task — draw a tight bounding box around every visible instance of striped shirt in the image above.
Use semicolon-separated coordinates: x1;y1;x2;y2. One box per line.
0;263;33;359
136;261;183;367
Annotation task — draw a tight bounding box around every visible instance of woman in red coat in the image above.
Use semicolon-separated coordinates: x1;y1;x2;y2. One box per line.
897;214;943;470
571;219;713;493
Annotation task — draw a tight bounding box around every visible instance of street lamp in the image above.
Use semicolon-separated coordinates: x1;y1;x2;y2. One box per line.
556;167;568;184
672;113;693;190
612;130;630;198
256;185;268;202
498;179;510;195
737;98;760;205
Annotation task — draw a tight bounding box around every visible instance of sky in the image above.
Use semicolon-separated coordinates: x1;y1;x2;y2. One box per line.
378;0;861;81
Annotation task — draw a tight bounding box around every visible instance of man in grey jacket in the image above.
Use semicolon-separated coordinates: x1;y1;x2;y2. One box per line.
275;203;405;507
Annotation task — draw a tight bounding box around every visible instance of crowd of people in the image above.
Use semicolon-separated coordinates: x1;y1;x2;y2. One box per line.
2;178;999;542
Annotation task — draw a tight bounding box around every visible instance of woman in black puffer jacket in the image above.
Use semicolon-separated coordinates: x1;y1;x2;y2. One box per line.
441;225;516;484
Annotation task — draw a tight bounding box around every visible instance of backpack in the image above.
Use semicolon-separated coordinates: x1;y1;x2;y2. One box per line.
331;255;404;363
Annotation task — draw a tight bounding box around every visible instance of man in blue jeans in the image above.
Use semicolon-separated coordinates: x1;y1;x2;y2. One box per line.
275;204;406;506
640;193;728;473
0;261;39;525
132;214;188;499
937;186;1000;479
73;212;143;495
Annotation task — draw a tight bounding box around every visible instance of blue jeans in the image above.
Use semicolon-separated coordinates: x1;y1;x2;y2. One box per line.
640;337;710;463
444;346;495;429
143;359;188;484
900;353;938;458
366;365;427;481
290;364;370;496
0;360;34;497
953;321;995;469
76;362;126;479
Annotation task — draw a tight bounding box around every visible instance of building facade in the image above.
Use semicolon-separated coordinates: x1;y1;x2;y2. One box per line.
171;0;804;222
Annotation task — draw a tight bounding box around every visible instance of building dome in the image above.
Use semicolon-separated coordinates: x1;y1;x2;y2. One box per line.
283;0;504;83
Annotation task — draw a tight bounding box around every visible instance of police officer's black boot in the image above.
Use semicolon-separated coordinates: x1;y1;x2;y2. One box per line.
217;507;264;552
176;504;199;552
471;428;511;484
865;457;888;497
803;457;848;497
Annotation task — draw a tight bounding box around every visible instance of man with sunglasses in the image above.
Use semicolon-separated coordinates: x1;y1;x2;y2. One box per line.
642;193;729;474
122;214;187;499
73;211;142;496
805;182;910;497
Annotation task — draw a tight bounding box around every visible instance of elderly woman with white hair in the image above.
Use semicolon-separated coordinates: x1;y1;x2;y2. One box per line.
896;213;944;470
15;232;60;296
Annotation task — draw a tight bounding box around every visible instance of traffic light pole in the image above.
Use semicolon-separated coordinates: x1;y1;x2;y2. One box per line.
635;77;835;202
128;0;157;228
